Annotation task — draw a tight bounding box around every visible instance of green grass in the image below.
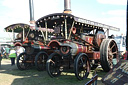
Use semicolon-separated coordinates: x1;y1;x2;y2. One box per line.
0;59;106;85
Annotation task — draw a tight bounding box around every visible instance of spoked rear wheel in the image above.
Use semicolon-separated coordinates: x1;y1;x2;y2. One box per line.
46;53;63;77
74;53;90;80
35;51;48;71
100;39;119;72
17;52;30;70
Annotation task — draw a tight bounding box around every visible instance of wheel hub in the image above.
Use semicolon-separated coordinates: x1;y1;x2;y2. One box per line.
83;64;86;68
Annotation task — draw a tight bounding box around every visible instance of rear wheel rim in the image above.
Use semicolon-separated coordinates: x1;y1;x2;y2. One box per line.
100;39;119;72
107;40;118;69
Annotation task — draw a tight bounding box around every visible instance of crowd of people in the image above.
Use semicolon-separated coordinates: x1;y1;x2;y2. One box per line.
0;45;25;66
0;45;10;59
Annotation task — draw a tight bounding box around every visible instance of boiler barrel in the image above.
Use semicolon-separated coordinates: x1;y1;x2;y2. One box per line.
70;43;87;56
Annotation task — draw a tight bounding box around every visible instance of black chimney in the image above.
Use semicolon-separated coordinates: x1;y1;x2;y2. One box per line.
126;0;128;59
29;0;35;24
64;0;72;13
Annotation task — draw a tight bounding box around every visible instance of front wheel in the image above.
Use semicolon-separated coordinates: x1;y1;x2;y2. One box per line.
74;53;90;80
17;52;30;70
35;51;48;71
46;53;63;77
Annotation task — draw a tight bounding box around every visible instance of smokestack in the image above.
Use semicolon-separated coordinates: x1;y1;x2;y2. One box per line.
29;0;35;24
63;0;72;14
126;0;128;59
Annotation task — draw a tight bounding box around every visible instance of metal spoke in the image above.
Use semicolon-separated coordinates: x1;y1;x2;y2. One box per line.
109;61;113;68
48;53;62;77
110;43;115;50
112;51;118;55
83;71;85;77
108;58;113;68
50;59;55;64
80;57;84;64
42;55;44;62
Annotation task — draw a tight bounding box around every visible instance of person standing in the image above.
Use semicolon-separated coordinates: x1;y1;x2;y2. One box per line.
5;46;10;59
16;46;25;57
1;46;6;58
9;48;16;66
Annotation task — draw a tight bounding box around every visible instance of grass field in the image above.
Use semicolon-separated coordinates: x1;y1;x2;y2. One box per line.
0;59;106;85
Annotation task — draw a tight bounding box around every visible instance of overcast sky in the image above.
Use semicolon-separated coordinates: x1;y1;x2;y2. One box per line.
0;0;127;38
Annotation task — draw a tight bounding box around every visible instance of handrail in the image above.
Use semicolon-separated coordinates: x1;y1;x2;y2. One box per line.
85;74;98;85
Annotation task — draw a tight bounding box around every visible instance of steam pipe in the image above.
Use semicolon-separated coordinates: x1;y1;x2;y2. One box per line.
29;0;35;23
64;0;72;13
64;19;68;39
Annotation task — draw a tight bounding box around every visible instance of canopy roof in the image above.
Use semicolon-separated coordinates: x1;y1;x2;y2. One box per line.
4;23;30;33
36;13;120;31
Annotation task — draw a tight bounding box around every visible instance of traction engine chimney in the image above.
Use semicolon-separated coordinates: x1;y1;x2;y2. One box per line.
29;0;35;24
64;0;72;14
126;0;128;59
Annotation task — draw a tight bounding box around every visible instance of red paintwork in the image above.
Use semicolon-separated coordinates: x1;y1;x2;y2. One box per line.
76;44;87;55
14;42;22;46
85;36;93;44
48;40;61;47
86;52;100;60
123;51;128;60
40;46;50;50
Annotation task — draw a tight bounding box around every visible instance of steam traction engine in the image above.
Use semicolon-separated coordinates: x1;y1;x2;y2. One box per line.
4;0;54;71
36;13;120;80
4;23;52;71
